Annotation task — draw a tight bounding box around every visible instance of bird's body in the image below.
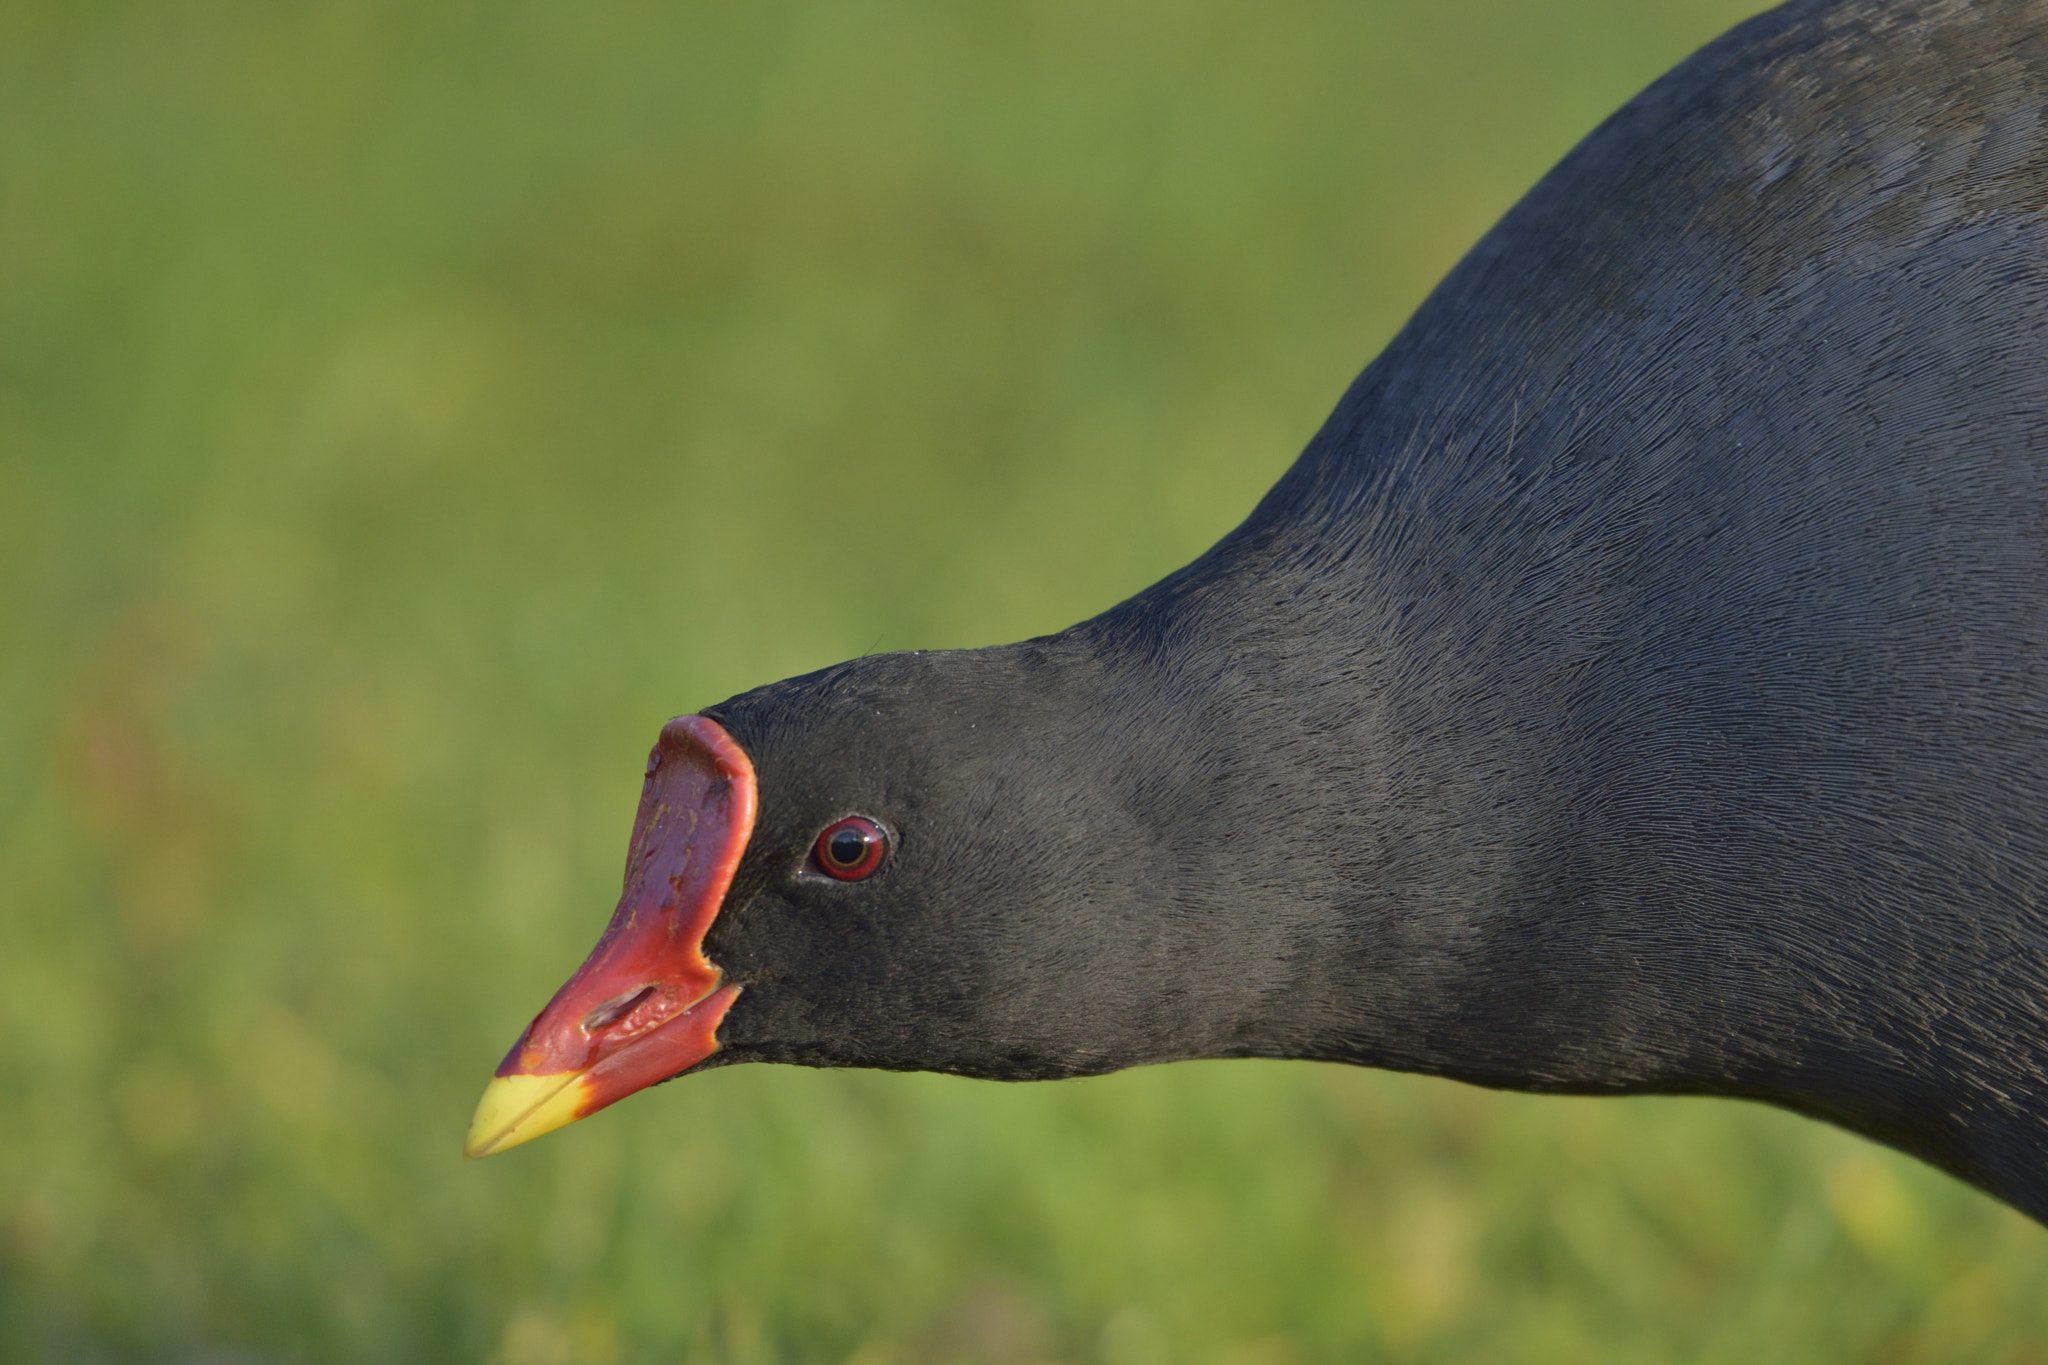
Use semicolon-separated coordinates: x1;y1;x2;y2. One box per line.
473;0;2048;1224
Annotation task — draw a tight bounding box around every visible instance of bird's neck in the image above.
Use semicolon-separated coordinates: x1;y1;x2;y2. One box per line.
1074;570;2048;1223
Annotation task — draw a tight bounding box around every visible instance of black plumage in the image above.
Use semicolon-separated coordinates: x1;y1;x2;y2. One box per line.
493;0;2048;1221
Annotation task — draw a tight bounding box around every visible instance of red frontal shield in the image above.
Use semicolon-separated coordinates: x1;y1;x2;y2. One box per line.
465;714;755;1158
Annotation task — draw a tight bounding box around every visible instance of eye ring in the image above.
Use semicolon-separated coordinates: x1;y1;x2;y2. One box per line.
813;815;888;881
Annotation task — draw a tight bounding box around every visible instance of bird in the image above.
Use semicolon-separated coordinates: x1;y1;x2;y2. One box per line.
466;0;2048;1226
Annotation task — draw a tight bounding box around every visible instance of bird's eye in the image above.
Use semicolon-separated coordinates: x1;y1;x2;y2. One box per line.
813;815;888;881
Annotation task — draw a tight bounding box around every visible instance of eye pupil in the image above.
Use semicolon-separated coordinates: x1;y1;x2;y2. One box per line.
814;816;887;880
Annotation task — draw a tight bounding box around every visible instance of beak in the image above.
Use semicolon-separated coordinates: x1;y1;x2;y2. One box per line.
465;715;756;1159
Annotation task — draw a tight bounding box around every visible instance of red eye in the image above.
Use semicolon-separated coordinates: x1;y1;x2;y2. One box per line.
813;815;888;881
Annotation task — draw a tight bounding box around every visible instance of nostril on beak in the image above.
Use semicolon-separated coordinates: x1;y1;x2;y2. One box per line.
581;986;655;1033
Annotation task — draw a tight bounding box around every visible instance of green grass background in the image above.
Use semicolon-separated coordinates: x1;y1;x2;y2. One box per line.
6;2;2048;1361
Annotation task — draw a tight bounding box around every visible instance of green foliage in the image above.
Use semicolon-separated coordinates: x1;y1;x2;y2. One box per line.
4;1;2046;1361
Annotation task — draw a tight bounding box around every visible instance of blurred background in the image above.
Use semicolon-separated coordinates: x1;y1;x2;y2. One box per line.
6;2;2048;1361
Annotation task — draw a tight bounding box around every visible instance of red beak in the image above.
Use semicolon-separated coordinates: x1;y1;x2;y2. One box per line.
465;714;756;1158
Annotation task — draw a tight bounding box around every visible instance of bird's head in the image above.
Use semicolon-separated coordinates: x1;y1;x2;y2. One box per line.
464;644;1253;1159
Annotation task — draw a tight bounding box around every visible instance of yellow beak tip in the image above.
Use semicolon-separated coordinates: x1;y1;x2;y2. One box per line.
464;1071;591;1160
